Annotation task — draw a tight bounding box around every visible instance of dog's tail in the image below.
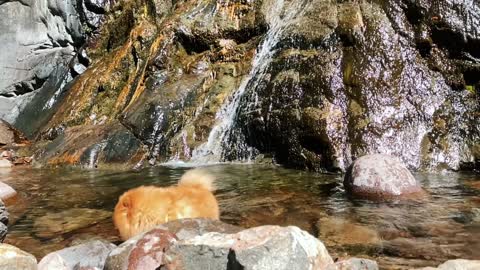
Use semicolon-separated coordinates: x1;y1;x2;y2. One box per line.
178;168;215;191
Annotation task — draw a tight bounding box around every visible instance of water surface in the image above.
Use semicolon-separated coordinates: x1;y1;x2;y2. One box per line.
1;165;479;269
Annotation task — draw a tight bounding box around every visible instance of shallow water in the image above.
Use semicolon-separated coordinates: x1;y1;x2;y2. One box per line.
1;165;479;269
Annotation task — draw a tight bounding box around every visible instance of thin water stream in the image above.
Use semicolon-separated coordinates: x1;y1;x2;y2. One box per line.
1;165;479;269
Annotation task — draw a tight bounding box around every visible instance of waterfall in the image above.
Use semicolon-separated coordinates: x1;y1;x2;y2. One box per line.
188;0;308;163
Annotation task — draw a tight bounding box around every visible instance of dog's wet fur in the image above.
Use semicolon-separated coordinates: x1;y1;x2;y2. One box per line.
113;168;219;240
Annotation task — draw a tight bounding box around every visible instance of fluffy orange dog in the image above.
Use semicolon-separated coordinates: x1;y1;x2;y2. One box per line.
113;168;219;240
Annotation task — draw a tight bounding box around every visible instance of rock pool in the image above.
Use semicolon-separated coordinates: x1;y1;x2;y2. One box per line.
1;165;479;269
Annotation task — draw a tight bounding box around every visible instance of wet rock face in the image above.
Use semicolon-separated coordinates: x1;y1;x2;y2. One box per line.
32;0;262;165
227;0;479;172
344;154;423;199
177;0;266;49
35;123;145;168
0;0;82;123
18;0;479;171
79;0;115;30
0;0;111;134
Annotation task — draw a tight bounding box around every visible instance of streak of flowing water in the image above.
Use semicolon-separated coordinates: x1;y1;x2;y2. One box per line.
189;0;309;163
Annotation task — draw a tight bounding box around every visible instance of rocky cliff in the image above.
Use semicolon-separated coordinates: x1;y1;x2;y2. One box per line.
2;0;479;171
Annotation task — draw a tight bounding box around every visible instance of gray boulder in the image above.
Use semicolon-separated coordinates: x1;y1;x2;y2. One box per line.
105;218;239;270
38;240;116;270
344;154;423;199
418;259;480;270
165;225;334;270
0;244;37;270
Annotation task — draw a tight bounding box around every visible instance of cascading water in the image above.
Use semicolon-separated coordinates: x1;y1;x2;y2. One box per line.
189;0;309;163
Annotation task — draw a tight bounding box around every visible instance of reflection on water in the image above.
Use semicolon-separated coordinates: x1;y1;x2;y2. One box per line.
1;165;479;269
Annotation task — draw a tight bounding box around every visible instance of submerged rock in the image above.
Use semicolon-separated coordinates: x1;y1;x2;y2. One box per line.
316;217;381;247
38;240;116;270
0;244;37;270
33;208;112;238
9;0;478;171
344;154;424;199
106;223;333;270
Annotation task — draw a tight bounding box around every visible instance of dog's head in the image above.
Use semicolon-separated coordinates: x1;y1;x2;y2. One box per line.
113;186;169;240
113;189;135;240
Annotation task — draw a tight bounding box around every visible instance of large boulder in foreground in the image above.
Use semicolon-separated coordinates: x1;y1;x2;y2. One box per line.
105;218;241;270
344;154;423;199
419;259;480;270
106;221;333;270
0;244;37;270
165;225;334;270
38;240;116;270
155;218;243;240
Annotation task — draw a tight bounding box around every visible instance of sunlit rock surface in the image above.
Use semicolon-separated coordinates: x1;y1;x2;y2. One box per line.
165;225;334;270
344;154;424;199
228;1;479;172
0;244;37;270
8;0;478;171
418;259;480;270
0;0;81;124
